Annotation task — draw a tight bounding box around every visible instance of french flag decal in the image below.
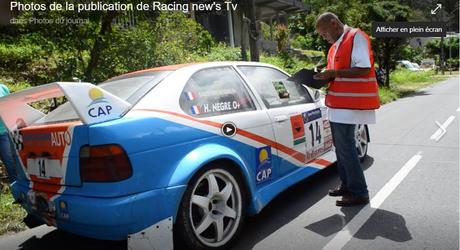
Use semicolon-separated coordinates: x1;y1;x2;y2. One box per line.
191;105;201;115
185;91;196;101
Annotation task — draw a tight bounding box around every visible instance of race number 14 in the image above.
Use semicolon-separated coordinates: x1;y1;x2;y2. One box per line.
38;159;46;177
308;121;322;147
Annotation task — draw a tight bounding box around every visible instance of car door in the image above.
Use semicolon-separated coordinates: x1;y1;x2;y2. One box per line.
178;66;277;185
237;65;333;177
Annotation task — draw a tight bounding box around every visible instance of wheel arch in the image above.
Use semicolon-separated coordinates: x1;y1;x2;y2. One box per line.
168;143;255;214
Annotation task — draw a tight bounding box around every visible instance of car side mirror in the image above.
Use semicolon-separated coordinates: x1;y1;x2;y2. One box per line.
312;89;321;102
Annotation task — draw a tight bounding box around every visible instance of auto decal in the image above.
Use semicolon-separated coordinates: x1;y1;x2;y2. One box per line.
256;146;272;185
10;129;24;151
87;87;113;118
132;108;333;169
13;122;79;225
290;114;306;146
302;108;322;123
323;120;333;151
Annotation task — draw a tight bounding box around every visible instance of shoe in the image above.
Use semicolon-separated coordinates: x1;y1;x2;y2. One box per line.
336;193;369;207
328;185;349;197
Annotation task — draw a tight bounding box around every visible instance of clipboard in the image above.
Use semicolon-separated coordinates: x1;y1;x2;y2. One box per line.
287;69;329;89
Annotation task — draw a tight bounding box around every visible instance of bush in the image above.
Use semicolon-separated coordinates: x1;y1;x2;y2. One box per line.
260;54;314;75
190;43;241;62
0;44;42;72
378;87;398;104
390;69;436;85
275;24;289;54
152;11;215;67
447;58;459;69
91;21;157;82
1;81;31;93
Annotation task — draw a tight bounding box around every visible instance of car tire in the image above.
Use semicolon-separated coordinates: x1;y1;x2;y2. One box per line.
175;163;247;250
23;214;44;228
355;124;369;162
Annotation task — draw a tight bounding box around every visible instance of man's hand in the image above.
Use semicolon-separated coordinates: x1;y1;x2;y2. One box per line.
314;69;336;80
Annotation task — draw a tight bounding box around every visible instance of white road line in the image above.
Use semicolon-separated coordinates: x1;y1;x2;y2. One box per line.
322;152;423;250
430;116;456;141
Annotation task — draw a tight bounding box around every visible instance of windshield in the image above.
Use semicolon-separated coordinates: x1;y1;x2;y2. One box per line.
36;71;170;124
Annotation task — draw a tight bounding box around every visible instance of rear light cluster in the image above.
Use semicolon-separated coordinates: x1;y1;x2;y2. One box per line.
79;144;132;182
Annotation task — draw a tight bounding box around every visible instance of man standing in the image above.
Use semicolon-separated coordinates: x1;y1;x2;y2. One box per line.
314;12;380;206
0;83;15;183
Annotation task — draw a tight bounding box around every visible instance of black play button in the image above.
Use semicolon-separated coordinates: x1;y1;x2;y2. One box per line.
221;122;237;137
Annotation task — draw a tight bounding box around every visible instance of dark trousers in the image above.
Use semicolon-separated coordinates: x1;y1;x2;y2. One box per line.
330;122;369;197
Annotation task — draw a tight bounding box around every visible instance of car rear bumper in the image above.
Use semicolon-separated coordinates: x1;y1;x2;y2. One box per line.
11;182;186;240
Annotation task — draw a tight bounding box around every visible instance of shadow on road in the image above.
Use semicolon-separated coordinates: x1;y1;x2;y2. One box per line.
17;229;125;250
305;206;412;242
231;156;375;250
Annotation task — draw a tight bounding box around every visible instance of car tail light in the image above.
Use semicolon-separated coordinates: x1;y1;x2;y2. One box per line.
79;145;132;182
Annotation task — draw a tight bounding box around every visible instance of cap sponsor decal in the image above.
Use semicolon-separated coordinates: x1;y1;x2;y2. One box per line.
87;87;113;118
256;146;272;184
59;200;70;220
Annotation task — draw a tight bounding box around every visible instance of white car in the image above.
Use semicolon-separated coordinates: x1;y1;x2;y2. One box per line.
398;60;423;71
0;62;369;249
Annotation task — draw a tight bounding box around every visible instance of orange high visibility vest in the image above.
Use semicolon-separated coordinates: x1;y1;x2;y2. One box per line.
325;28;380;110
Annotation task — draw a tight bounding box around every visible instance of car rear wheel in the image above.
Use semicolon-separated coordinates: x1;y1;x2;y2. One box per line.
175;164;246;249
355;124;369;162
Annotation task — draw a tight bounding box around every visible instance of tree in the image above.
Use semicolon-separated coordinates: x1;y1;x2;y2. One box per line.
84;11;120;81
1;0;214;84
426;37;460;69
369;1;411;87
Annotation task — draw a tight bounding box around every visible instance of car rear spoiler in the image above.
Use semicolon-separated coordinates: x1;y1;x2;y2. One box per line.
0;82;131;130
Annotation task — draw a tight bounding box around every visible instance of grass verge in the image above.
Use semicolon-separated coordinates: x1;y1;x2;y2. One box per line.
379;69;458;104
0;184;27;236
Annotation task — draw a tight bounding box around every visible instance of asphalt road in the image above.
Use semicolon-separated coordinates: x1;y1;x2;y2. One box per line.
0;76;458;250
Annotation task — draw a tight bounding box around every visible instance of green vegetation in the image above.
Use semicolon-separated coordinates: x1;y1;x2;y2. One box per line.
260;55;313;75
378;69;455;104
0;184;27;236
391;69;437;85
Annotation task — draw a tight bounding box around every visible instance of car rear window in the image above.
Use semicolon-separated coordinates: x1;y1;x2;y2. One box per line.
36;71;170;124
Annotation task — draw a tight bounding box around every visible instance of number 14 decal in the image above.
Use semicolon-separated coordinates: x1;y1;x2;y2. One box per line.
308;121;322;147
38;159;46;177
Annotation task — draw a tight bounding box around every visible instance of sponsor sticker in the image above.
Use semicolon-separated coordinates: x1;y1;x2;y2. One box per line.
59;200;70;220
256;146;272;185
290;114;305;146
324;135;333;150
87;88;113;118
302;108;322;123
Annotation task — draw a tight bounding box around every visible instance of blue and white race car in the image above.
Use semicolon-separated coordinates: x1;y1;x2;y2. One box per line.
0;62;369;249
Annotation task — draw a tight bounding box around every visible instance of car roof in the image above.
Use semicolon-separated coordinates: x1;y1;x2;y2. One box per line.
106;61;284;82
105;63;199;82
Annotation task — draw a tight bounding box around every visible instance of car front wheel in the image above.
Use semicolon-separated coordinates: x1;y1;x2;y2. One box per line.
175;164;246;249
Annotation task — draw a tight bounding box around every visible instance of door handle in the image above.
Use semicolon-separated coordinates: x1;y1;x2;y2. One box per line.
274;115;289;122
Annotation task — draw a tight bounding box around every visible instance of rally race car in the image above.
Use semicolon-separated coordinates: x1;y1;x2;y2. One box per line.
0;62;369;249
